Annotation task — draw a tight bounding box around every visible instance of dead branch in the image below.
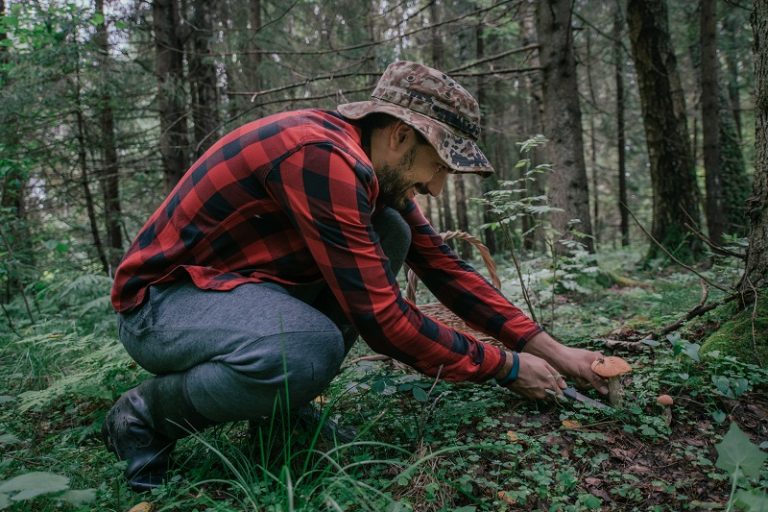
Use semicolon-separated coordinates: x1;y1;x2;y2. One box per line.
645;289;751;340
595;338;651;352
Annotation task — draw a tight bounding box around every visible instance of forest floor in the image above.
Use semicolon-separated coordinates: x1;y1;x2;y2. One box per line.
0;248;766;511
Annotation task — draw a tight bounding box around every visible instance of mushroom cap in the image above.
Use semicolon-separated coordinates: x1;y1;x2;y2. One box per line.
656;394;674;406
591;356;632;378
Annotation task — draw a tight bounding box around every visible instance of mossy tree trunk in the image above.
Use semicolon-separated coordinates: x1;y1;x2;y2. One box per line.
627;0;703;263
743;0;768;292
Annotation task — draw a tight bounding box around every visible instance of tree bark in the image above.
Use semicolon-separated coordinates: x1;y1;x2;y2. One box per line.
700;0;725;245
535;0;595;253
742;0;768;290
615;0;629;247
189;0;220;157
94;0;123;273
153;0;190;192
627;0;703;262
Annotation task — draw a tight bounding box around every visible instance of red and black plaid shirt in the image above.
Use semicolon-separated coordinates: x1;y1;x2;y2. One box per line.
112;109;542;382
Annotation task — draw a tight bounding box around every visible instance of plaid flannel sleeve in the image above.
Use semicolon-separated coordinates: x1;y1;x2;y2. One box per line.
264;142;506;382
401;200;543;352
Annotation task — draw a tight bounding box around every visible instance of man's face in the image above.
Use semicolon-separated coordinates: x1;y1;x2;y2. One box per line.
376;140;450;210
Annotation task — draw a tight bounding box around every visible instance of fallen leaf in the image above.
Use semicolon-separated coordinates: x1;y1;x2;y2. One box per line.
127;502;154;512
498;491;516;505
506;431;519;442
561;419;581;429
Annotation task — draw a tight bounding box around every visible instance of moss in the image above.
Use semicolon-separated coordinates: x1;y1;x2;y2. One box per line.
701;294;768;366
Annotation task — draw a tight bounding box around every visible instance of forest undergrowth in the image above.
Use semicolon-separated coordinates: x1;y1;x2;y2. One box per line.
0;248;766;511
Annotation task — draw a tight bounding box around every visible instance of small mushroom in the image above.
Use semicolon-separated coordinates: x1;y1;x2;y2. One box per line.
656;394;674;426
591;356;632;407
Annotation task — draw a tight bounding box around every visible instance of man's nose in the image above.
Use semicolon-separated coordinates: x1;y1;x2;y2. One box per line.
426;171;448;196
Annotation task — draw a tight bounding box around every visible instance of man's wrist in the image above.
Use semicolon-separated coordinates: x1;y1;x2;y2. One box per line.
494;351;520;385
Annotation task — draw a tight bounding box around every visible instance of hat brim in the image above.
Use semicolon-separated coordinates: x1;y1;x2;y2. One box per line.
337;100;494;177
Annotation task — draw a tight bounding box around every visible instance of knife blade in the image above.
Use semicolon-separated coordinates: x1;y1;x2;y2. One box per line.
562;386;610;410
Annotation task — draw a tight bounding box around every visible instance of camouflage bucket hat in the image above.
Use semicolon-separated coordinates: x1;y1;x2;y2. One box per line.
337;61;494;176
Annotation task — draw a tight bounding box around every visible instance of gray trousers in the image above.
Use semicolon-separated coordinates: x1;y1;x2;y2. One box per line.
117;208;410;423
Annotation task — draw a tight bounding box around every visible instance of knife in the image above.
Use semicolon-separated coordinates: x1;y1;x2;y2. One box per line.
561;386;610;410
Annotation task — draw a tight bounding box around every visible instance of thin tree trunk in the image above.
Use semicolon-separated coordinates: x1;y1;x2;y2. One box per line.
74;47;109;274
742;0;768;290
94;0;123;273
477;18;497;254
522;0;545;251
431;0;455;239
700;0;724;245
615;0;629;247
627;0;703;262
189;0;220;157
153;0;190;192
586;28;599;248
535;0;595;253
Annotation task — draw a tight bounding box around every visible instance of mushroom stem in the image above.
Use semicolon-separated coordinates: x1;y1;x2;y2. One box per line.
607;378;624;407
661;407;672;426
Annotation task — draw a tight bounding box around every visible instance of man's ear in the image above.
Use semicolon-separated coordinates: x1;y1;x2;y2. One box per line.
388;121;414;151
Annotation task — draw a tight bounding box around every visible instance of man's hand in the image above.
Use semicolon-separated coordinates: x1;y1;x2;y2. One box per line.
523;332;609;395
502;352;567;400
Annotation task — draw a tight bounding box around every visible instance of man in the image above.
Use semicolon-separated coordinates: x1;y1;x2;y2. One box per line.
104;61;608;491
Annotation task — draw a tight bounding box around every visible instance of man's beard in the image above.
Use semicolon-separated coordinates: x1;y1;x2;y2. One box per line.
376;146;417;210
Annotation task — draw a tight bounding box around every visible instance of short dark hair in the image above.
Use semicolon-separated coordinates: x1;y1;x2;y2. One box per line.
357;113;429;146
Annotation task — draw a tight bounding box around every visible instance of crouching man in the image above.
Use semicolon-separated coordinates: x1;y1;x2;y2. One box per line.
104;61;608;491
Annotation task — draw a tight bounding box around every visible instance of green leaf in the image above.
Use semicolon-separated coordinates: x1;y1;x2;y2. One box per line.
58;489;97;506
712;410;727;424
0;434;20;446
715;423;768;479
412;386;428;402
683;342;701;362
0;493;10;510
735;490;768;512
90;13;105;26
0;472;69;501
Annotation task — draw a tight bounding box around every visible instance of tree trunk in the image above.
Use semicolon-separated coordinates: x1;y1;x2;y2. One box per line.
477;18;497;254
94;0;123;273
74;47;109;274
700;0;725;245
535;0;595;253
615;0;629;247
742;0;768;291
723;12;743;141
153;0;190;192
627;0;703;262
522;0;546;252
586;28;600;248
189;0;220;157
431;0;455;239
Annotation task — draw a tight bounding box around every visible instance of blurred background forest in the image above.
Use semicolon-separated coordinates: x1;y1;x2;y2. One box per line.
0;0;762;285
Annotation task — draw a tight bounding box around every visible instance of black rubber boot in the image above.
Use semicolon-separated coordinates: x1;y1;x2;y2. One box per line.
102;374;215;492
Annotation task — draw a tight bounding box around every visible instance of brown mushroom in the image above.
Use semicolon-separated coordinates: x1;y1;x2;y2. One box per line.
656;394;673;426
591;356;632;407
